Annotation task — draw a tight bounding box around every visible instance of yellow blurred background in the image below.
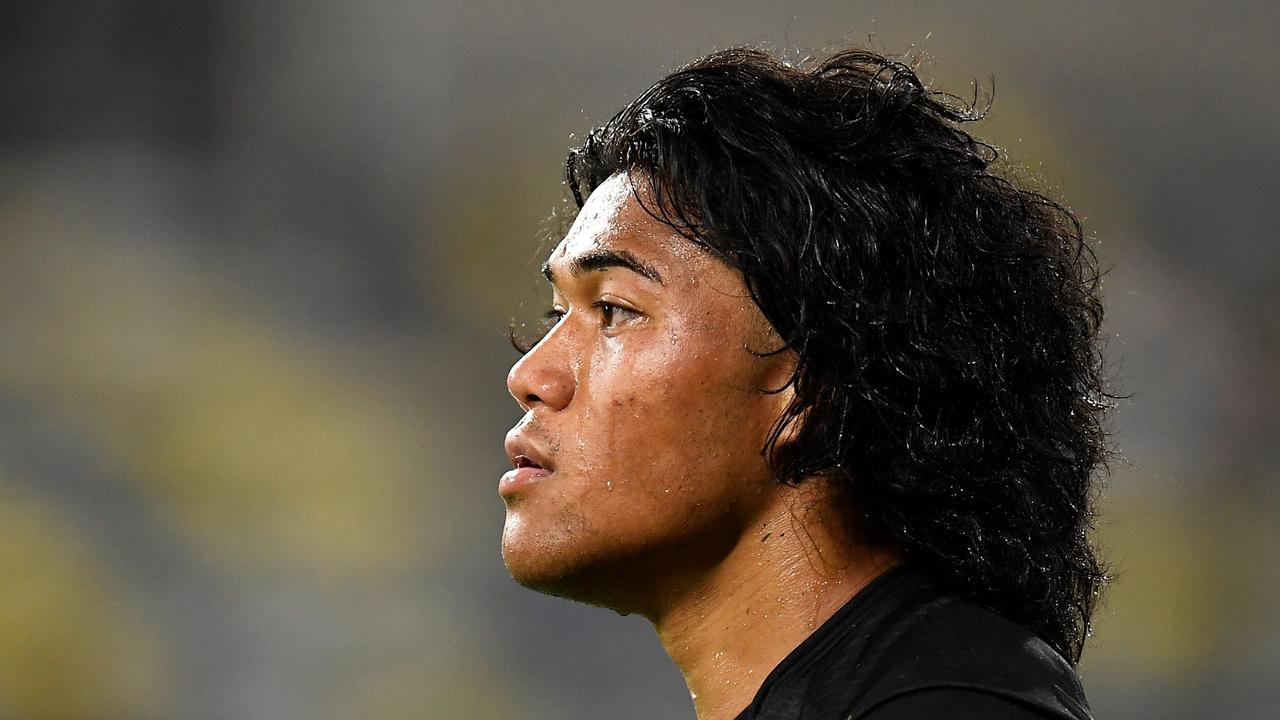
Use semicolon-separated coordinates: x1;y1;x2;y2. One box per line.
2;2;1277;718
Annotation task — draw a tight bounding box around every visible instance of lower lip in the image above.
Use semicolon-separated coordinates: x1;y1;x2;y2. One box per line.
499;466;552;496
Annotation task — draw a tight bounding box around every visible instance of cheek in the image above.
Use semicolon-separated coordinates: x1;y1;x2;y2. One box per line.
581;341;775;497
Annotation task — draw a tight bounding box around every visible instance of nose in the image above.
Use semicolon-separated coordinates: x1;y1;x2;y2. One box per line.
506;331;575;412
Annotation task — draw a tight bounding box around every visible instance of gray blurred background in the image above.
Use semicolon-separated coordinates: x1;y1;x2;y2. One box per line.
1;1;1277;718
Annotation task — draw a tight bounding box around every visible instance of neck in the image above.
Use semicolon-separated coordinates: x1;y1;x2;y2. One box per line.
646;479;900;720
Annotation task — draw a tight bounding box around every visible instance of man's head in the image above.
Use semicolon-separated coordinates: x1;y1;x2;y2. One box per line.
504;47;1108;662
502;173;799;613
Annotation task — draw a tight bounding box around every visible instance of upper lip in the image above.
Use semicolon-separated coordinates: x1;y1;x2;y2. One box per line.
505;430;554;472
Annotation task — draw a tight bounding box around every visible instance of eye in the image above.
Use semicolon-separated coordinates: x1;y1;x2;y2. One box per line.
541;307;566;331
508;308;563;355
530;306;566;342
593;300;640;330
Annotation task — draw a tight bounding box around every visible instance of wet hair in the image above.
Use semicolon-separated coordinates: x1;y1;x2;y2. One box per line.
534;47;1110;663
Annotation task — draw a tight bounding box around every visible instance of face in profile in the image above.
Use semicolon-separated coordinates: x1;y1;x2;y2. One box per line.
501;173;796;613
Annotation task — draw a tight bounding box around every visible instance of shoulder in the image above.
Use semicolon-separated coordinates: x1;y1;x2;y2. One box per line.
806;572;1093;719
738;567;1094;720
855;598;1090;717
859;687;1076;720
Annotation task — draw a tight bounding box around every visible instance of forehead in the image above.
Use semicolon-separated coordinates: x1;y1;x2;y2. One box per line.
547;174;709;277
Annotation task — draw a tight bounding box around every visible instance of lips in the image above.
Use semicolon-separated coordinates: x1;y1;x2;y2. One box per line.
501;430;555;497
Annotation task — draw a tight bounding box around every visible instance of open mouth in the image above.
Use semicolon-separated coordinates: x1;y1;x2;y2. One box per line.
501;431;554;496
513;455;543;470
501;452;553;496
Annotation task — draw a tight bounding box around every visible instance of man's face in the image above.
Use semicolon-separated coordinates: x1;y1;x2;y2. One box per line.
501;173;795;611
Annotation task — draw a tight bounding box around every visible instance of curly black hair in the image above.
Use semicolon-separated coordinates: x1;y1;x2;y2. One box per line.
537;47;1109;663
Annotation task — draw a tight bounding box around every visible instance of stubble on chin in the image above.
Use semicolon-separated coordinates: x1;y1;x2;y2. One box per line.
501;500;662;611
502;500;595;593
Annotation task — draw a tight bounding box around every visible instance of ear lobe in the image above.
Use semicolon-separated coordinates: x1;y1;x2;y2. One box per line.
761;396;809;485
762;375;805;449
771;392;805;447
757;346;801;438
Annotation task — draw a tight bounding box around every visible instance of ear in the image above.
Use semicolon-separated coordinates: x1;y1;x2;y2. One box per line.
760;354;806;451
769;385;804;448
748;316;802;440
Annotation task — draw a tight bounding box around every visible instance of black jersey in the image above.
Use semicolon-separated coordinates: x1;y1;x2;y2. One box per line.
733;566;1093;719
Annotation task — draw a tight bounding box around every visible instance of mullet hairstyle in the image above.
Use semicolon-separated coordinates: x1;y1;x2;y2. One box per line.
533;47;1110;663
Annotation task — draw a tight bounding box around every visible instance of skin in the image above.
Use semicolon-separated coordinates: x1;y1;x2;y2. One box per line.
502;173;899;720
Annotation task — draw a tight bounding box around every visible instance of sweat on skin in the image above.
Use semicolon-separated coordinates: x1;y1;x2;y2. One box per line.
500;173;900;720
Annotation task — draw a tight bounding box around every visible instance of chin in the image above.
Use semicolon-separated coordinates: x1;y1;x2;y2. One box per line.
503;552;627;610
501;523;649;611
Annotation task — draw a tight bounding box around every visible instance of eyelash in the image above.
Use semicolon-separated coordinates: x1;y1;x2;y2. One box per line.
542;301;637;331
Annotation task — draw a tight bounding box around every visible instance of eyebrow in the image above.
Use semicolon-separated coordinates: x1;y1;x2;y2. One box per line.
541;248;666;286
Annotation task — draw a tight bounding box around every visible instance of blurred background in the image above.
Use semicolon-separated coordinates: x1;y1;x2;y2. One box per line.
2;1;1277;718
